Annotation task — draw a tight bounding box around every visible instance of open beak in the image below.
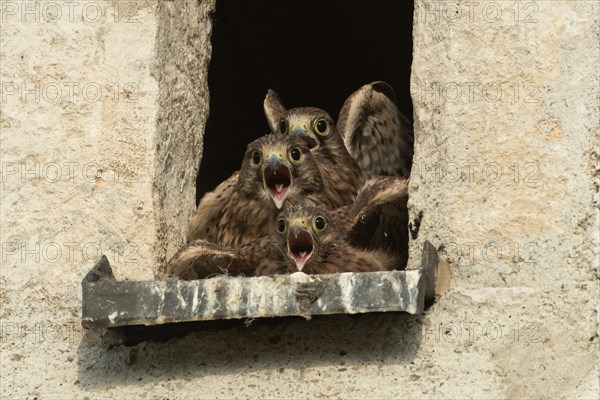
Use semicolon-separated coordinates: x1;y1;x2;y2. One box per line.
287;223;314;271
290;125;320;150
262;155;292;209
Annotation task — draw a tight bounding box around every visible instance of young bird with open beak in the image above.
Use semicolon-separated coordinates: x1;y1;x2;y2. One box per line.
264;91;367;207
166;204;400;280
187;134;340;248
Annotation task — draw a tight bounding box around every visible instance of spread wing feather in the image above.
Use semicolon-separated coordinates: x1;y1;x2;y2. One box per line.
338;81;413;178
344;176;409;270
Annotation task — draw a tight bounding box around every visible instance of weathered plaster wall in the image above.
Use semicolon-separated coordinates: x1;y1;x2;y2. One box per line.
1;1;161;283
0;1;598;399
0;0;212;397
407;1;600;397
154;0;214;275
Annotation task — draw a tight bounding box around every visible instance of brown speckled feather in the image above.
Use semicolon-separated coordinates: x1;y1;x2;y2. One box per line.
187;171;239;243
187;134;343;248
264;92;367;206
344;176;409;269
164;237;281;280
166;204;400;280
338;81;414;178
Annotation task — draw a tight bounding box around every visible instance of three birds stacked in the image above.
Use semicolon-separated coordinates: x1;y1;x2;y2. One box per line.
164;81;413;280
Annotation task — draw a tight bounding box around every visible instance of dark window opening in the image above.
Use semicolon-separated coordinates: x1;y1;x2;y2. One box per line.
198;0;414;202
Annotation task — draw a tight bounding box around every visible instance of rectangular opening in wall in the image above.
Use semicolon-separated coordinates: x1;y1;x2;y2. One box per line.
198;0;414;200
188;0;420;311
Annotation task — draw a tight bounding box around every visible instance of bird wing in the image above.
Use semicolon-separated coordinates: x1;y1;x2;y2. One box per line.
164;236;284;280
345;176;410;270
187;171;239;243
337;81;413;178
163;240;243;280
263;89;288;133
348;176;408;221
330;204;353;231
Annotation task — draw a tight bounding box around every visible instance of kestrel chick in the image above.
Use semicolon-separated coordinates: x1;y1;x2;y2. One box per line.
338;81;414;178
259;205;397;275
264;91;367;206
188;134;329;247
265;82;413;178
165;204;399;280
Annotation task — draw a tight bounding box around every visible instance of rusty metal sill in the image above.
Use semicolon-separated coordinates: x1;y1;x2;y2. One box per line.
81;241;438;345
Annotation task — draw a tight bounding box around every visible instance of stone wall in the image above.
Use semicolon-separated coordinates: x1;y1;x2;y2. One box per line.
1;1;598;399
407;1;599;397
154;0;214;276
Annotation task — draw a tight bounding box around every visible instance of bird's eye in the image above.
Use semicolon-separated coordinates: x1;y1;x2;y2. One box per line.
289;147;302;163
314;119;329;136
278;120;288;134
313;216;326;231
251;151;262;167
276;218;286;233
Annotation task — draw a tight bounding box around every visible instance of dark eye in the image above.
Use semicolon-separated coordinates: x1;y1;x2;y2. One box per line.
252;151;262;166
289;147;302;163
276;218;286;233
278;120;288;134
313;216;326;231
314;119;328;136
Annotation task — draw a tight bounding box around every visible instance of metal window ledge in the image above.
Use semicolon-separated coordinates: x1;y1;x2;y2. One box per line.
81;241;438;345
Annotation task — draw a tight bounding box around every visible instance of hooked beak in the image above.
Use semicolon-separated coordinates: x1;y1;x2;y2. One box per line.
262;154;292;209
290;125;320;150
286;222;314;271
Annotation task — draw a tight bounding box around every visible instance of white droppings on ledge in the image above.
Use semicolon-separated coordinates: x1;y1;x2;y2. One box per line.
108;311;118;324
155;281;168;315
404;269;421;288
338;273;357;313
176;280;187;308
290;271;311;283
191;284;200;311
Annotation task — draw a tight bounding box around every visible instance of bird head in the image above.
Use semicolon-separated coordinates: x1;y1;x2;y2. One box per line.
238;134;323;209
263;91;338;150
277;107;337;151
275;205;342;272
263;90;358;174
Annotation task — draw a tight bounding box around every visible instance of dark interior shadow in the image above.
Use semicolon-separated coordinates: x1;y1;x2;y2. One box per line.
198;0;414;203
76;312;423;388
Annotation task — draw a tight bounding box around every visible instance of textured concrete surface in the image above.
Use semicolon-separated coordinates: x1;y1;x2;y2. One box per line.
154;0;214;276
81;245;436;335
408;1;600;398
1;0;598;399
